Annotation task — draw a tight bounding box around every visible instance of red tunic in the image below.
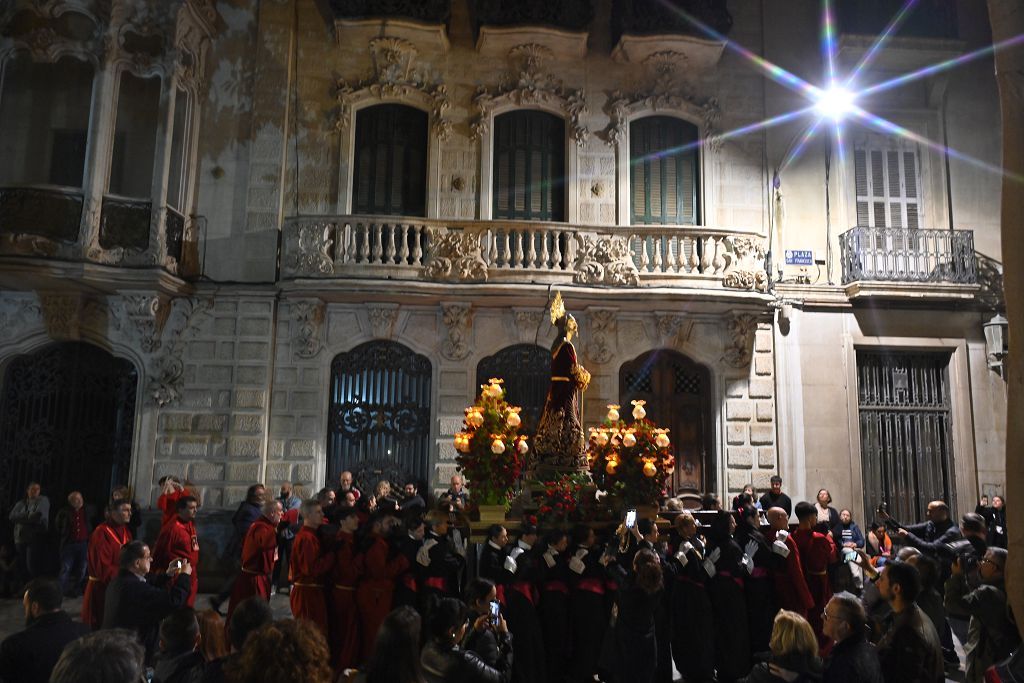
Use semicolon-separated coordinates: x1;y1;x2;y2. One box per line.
771;534;814;617
157;490;186;528
81;522;131;629
791;527;837;650
329;530;363;670
356;534;409;661
153;517;200;606
227;516;279;620
289;526;334;635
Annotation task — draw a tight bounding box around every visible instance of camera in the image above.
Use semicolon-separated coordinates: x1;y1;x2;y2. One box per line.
946;538;980;572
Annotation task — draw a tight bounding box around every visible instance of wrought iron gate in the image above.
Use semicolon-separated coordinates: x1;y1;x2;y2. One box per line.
620;350;713;494
0;342;137;521
857;351;955;523
476;344;550;438
327;341;432;488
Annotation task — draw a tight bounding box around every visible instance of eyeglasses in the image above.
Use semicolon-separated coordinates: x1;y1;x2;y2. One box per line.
979;558;1000;568
822;611;845;622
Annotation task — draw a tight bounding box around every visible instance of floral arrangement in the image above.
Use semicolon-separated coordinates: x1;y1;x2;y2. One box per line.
587;401;675;507
536;473;589;527
454;378;529;507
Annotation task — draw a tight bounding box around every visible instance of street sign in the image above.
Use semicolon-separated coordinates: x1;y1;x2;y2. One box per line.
784;250;814;266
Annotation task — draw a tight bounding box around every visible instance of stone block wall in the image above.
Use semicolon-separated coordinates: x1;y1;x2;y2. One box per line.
724;322;778;493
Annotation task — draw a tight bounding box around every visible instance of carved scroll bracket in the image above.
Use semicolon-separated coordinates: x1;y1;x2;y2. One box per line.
291;299;326;359
573;234;640;287
440;303;473;362
367;304;399;339
585;307;618;365
113;292;171;354
147;297;213;407
721;312;760;369
721;236;769;294
422;228;488;282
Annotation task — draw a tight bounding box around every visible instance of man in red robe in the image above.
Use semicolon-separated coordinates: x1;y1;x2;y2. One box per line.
356;512;408;661
81;500;132;629
289;499;335;635
329;507;363;670
152;496;200;606
766;507;814;618
791;501;838;651
156;477;187;529
226;499;283;621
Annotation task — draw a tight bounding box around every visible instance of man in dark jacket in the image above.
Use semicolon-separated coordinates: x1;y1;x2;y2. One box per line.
0;578;90;683
875;561;944;683
891;500;960;569
102;540;192;663
944;547;1021;683
822;592;883;683
153;608;204;683
55;491;96;598
758;475;792;516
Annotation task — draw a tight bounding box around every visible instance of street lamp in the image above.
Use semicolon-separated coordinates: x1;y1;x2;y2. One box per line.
983;313;1009;375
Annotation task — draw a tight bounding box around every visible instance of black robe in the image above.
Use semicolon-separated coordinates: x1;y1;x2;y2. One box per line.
603;562;660;683
735;524;777;655
569;544;607;683
708;536;751;682
667;531;716;683
539;548;572;683
505;541;545;683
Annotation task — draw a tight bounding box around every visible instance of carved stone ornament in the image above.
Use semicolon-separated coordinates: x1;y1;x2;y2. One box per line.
655;312;695;345
573;235;641;286
721;313;759;369
39;293;84;341
285;222;335;277
334;37;451;141
113;293;169;354
423;229;488;283
471;44;589;147
585;308;617;365
367;305;399;339
147;297;213;407
721;236;770;294
0;2;103;65
292;299;326;359
601;52;720;149
511;308;546;344
0;296;43;343
440;303;473;362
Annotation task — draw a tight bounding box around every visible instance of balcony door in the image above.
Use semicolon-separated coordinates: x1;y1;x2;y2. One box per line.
619;349;713;494
493;110;565;222
352;104;428;217
630;116;699;225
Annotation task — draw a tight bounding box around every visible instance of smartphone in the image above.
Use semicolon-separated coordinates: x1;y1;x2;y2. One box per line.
489;600;500;621
843;549;858;563
171;558;184;572
625;509;637;529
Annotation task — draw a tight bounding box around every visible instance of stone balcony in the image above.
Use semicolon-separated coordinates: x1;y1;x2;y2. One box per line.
838;225;980;301
281;214;772;299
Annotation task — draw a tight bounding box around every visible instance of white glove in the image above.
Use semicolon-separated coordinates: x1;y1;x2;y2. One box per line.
503;547;525;574
674;550;689;567
776;529;790;542
744;540;760;559
417;538;438;567
771;540;790;558
543;550;556;569
707;547;721;563
569;556;586;574
742;554;754;574
574;548;589;559
681;541;694;555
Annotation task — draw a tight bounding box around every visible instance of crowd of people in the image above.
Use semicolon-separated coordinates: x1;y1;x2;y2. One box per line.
0;472;1017;683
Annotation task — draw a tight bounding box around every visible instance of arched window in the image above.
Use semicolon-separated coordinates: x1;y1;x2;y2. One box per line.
352;104;428;217
0;342;137;513
620;349;712;494
630;116;699;225
476;344;550;437
493;110;565;221
327;341;432;484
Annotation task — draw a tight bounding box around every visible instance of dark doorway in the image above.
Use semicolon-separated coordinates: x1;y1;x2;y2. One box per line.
619;350;714;494
0;342;137;534
857;350;955;522
476;344;550;438
327;341;432;491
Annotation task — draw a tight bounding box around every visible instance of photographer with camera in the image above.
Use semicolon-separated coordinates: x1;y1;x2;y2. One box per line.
463;577;514;671
879;501;960;569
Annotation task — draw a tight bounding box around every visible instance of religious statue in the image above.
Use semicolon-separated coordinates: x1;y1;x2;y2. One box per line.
534;292;591;473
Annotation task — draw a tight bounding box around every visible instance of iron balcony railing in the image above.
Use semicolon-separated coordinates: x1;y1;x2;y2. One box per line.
839;226;977;285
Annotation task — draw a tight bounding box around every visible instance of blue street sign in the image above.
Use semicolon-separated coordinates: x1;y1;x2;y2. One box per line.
784;250;814;266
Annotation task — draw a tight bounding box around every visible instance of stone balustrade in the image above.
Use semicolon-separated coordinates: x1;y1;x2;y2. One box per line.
282;214;770;293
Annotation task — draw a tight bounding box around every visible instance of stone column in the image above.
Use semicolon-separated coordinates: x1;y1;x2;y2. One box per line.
987;0;1024;639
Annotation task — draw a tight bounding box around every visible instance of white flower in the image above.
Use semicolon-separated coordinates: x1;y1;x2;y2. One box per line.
655;433;670;449
622;432;637;448
506;411;521;428
491;438;506;454
517;440;529;455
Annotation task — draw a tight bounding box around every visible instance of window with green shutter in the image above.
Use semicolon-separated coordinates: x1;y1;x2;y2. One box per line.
352;104;427;217
853;136;921;229
630;116;699;225
493;110;565;221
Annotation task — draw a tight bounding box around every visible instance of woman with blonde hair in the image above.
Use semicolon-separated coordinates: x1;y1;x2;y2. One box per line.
739;610;823;682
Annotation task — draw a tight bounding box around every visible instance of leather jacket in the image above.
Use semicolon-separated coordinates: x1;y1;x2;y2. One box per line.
421;640;511;683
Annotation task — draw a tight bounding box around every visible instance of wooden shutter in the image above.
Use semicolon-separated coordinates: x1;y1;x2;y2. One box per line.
630;116;699;225
853;137;921;229
493;111;565;221
352;105;427;217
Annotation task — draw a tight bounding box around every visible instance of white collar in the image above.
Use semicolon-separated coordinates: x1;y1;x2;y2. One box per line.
488;540;503;551
518;540;532;551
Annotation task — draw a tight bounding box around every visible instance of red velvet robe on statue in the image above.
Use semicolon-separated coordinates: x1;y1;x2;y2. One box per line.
289;526;334;635
153;517;200;606
770;534;814;618
329;530;363;670
227;516;279;620
791;527;837;650
356;534;409;661
81;522;131;629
